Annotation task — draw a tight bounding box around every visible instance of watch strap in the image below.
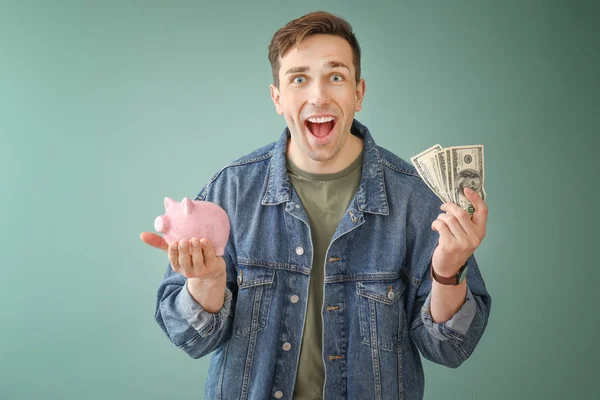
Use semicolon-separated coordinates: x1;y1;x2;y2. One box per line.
430;263;467;285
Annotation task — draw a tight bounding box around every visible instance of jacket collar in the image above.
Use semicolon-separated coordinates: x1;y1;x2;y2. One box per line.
261;119;389;215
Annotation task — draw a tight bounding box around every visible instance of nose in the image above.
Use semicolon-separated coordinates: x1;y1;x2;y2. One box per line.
307;81;331;106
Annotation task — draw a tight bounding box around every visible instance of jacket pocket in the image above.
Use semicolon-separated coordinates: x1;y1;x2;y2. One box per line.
233;266;275;338
357;277;405;351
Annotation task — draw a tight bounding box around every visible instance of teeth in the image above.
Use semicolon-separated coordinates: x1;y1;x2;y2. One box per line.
307;116;335;123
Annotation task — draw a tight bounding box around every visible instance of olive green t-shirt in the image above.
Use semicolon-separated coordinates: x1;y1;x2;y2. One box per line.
287;152;363;400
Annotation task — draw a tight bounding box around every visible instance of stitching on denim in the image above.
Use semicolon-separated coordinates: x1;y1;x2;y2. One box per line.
234;273;274;338
199;152;274;201
261;162;273;205
357;282;404;305
216;341;229;400
375;147;389;216
261;161;284;205
328;213;363;247
442;324;465;342
325;271;400;283
199;315;216;337
397;331;404;400
240;286;263;399
370;299;383;399
446;330;469;362
229;153;273;167
358;287;396;352
381;158;420;178
358;289;367;345
357;290;402;305
410;315;424;331
354;147;389;216
180;332;202;350
401;268;421;287
237;257;308;274
239;276;274;288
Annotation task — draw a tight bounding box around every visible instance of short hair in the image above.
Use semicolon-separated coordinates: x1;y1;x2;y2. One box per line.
268;11;362;88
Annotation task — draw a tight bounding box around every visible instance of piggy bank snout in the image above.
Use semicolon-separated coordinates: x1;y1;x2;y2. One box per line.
154;215;170;233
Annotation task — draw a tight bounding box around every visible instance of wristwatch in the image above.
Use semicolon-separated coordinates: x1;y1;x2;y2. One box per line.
430;262;469;285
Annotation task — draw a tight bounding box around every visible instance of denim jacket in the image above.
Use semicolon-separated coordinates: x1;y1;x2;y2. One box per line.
154;119;492;400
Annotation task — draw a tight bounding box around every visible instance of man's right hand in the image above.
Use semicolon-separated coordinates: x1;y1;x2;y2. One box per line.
141;232;227;313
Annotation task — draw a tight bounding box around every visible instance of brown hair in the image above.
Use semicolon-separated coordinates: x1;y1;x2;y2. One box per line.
268;11;361;88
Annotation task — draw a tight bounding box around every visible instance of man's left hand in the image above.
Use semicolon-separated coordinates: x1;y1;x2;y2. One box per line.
431;187;488;278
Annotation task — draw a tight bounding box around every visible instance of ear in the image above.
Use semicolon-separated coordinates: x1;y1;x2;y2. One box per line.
354;78;366;112
270;84;284;115
164;197;175;210
182;197;194;215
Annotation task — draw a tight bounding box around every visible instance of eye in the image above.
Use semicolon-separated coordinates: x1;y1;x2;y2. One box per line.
292;76;306;84
330;74;344;82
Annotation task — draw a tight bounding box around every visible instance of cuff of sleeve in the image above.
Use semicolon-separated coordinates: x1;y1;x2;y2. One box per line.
176;281;233;337
420;284;476;341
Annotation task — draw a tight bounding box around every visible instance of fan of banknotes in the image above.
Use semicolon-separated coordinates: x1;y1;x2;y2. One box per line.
410;144;485;216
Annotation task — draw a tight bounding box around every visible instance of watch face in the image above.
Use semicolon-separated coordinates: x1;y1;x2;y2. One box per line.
458;265;469;283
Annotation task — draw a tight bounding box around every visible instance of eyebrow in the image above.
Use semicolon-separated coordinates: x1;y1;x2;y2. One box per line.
285;61;351;75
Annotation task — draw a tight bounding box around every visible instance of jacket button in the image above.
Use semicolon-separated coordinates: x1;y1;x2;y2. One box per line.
274;390;284;399
282;342;292;351
387;291;396;300
237;272;243;285
295;247;304;255
290;295;299;303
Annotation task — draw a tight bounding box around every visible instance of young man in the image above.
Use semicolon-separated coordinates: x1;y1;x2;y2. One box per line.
142;11;491;400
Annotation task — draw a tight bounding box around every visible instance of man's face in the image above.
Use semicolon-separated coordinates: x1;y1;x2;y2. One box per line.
270;34;365;173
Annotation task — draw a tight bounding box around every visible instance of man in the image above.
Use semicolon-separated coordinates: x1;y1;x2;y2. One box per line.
141;10;491;400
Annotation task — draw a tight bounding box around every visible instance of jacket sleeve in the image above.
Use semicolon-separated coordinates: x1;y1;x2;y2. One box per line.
406;185;492;368
153;245;238;359
409;254;491;368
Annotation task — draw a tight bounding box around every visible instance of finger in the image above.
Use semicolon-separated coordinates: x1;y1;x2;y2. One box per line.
201;238;217;269
437;213;468;241
432;219;455;244
168;241;181;272
464;187;488;227
190;238;206;274
140;232;169;252
178;240;193;273
440;202;478;238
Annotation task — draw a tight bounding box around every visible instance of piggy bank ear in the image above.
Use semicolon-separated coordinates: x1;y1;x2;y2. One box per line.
182;197;194;215
164;197;176;210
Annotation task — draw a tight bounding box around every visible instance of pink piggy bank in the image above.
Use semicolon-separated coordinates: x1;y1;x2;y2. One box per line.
154;197;230;256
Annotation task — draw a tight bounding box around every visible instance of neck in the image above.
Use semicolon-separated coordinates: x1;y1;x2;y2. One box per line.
288;134;364;174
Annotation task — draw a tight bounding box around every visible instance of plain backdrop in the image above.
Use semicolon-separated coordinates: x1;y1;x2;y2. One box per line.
1;1;599;399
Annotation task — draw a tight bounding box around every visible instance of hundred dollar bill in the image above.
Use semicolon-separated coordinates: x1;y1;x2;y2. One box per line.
430;150;447;201
410;144;449;203
448;145;485;216
435;150;451;203
445;149;454;202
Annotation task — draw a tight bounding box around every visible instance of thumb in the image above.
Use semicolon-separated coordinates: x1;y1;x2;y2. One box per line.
140;232;169;252
464;187;487;227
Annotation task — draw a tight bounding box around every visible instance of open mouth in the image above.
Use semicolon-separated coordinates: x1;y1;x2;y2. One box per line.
305;116;337;139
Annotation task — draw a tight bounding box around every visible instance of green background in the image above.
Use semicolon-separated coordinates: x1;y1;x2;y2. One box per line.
2;0;598;399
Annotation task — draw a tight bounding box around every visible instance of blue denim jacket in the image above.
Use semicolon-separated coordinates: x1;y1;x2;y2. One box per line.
154;119;492;400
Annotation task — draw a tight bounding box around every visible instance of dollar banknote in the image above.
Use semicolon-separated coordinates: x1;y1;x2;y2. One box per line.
436;149;451;202
411;144;485;216
448;145;485;215
410;144;450;203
